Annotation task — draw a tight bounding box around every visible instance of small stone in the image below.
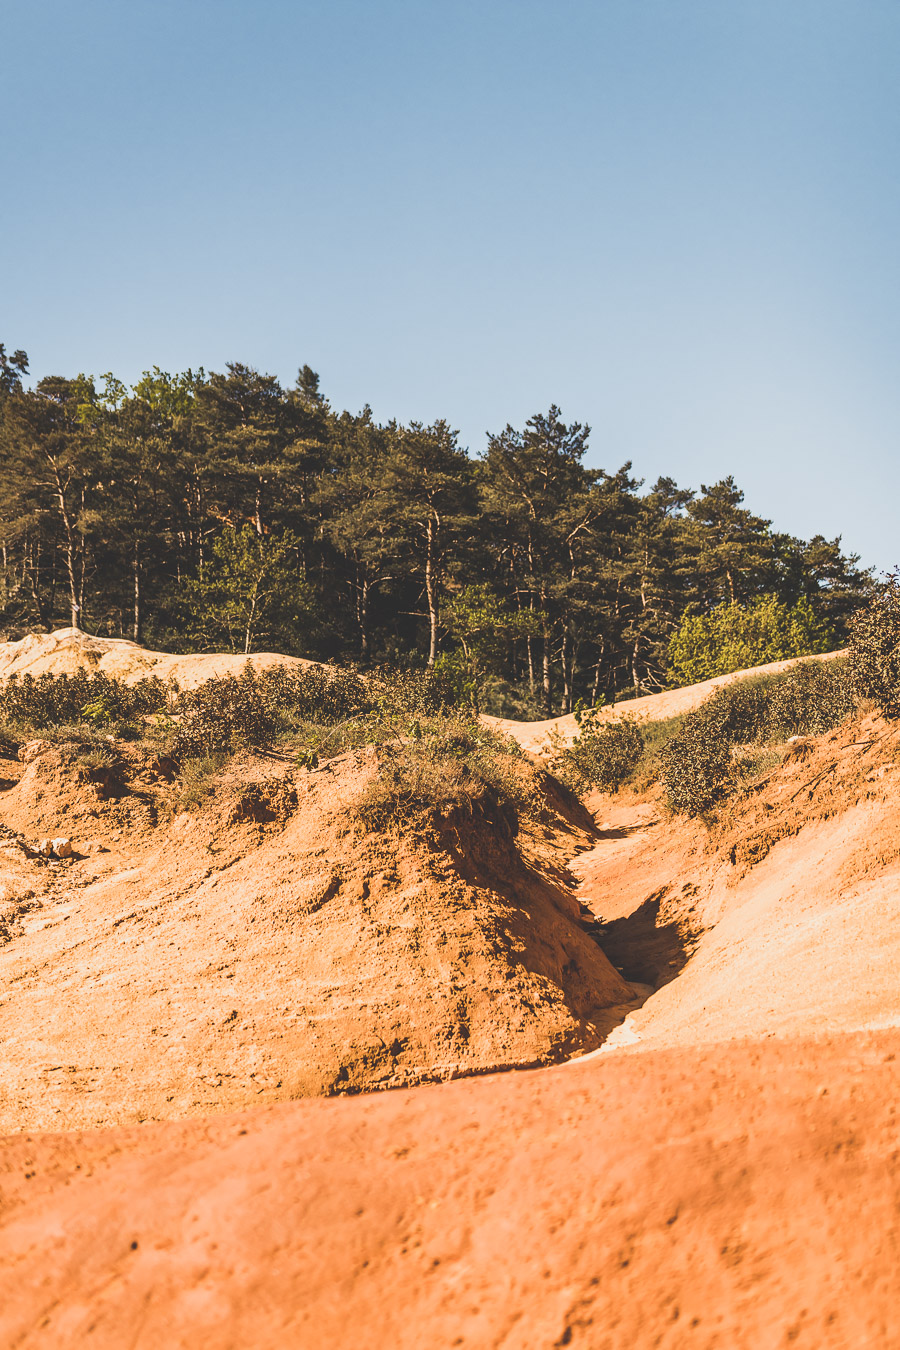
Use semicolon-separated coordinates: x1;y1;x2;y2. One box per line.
37;837;73;859
19;740;51;764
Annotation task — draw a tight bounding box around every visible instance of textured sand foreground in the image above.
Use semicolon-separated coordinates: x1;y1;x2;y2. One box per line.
1;1030;898;1349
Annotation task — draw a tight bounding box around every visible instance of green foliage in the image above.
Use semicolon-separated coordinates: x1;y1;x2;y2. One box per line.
659;708;733;817
257;663;371;724
179;527;312;655
172;661;376;758
553;710;644;792
659;659;854;816
437;584;541;710
370;664;461;718
172;668;279;757
354;713;527;831
174;755;230;812
846;575;900;717
0;339;872;707
1;671;168;731
666;594;836;687
765;658;855;738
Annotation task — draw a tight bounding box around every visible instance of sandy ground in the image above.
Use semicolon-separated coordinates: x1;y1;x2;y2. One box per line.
1;629;898;1347
0;745;635;1134
2;1030;898;1349
487;648;845;753
0;626;313;688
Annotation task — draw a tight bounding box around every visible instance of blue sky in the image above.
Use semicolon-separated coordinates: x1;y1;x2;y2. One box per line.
3;1;899;570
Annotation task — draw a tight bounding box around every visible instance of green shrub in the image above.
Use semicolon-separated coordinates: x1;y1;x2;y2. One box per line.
371;665;461;718
172;662;379;757
659;701;734;816
256;663;371;725
847;577;900;717
173;667;278;757
659;658;854;816
765;658;854;738
1;671;168;730
667;594;836;687
555;711;644;792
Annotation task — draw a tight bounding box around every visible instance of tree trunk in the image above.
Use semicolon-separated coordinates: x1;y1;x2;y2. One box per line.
132;541;142;643
540;583;551;715
425;513;439;666
254;479;264;536
51;468;82;629
357;568;369;660
561;631;571;714
542;639;552;716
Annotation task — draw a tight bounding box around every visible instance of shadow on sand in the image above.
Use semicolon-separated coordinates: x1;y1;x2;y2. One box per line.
586;886;694;990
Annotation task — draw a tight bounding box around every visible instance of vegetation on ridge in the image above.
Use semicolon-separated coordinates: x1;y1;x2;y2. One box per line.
0;343;870;717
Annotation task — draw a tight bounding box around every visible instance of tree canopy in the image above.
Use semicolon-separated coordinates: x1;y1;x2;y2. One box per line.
0;344;871;715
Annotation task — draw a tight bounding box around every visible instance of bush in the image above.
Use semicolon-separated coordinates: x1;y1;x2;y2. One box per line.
371;665;461;718
847;577;900;717
1;671;168;730
766;658;854;738
173;667;278;757
256;663;371;725
659;658;855;816
555;712;644;792
354;713;526;831
172;662;374;757
659;702;734;816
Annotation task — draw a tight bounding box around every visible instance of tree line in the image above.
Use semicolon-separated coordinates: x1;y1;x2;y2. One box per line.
0;343;870;716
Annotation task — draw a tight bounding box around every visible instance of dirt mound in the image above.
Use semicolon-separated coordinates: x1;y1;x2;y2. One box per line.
0;744;636;1134
488;648;846;754
571;708;900;1053
2;1028;898;1349
0;626;312;688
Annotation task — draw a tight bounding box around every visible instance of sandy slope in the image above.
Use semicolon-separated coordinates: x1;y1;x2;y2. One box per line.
0;743;635;1134
570;710;900;1056
2;1030;898;1349
2;630;899;1347
0;626;312;688
488;647;845;753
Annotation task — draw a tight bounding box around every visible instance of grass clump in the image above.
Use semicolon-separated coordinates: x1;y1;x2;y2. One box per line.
173;754;230;811
354;712;527;832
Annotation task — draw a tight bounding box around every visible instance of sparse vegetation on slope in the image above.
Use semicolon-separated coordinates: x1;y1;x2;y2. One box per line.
551;710;645;793
659;658;855;815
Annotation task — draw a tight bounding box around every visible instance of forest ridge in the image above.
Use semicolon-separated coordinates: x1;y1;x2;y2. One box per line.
0;346;869;717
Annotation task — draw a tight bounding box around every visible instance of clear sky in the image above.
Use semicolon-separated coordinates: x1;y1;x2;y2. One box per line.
3;1;899;571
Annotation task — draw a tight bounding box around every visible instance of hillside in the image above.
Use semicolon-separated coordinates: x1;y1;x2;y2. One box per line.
0;626;313;688
1;630;899;1346
487;646;846;753
0;738;637;1134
